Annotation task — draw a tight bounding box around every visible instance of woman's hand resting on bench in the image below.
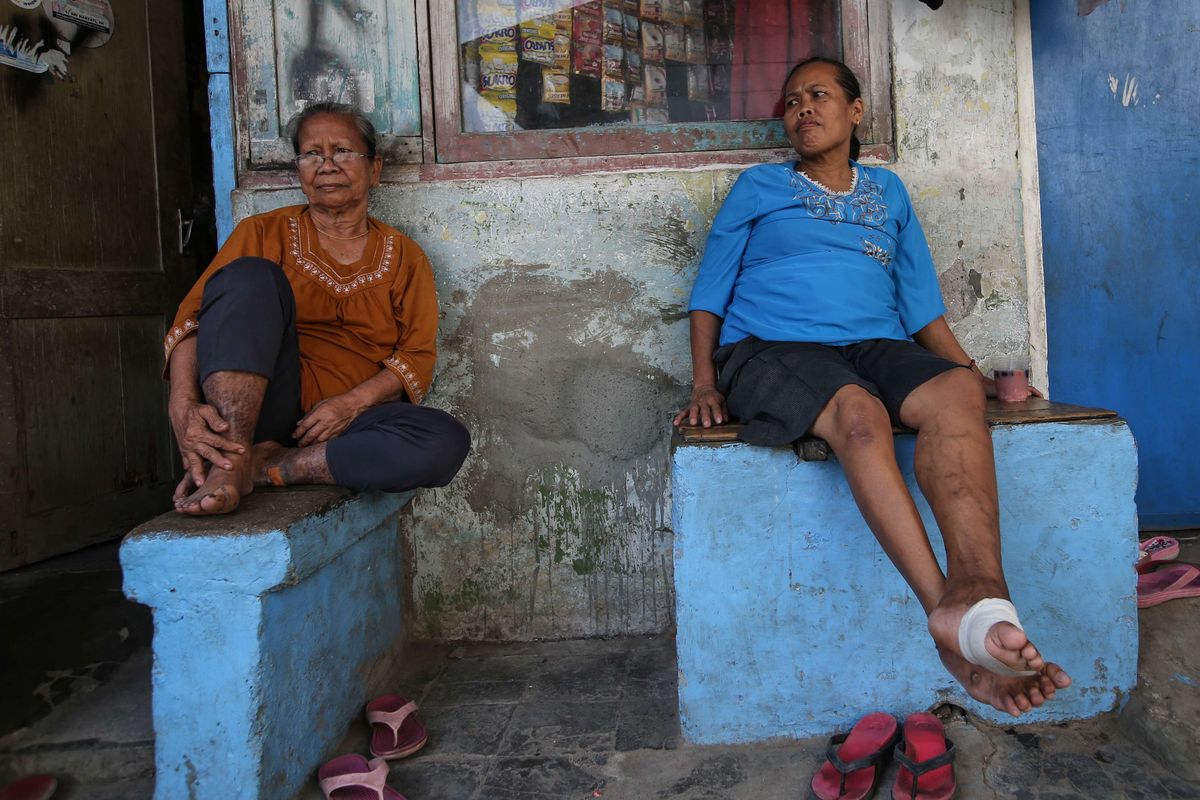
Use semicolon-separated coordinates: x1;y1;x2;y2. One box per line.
674;384;729;428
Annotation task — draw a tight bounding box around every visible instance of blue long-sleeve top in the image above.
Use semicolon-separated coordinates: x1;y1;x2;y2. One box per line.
688;162;947;347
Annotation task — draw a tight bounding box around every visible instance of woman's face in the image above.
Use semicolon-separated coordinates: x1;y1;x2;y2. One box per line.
782;62;864;160
295;112;382;211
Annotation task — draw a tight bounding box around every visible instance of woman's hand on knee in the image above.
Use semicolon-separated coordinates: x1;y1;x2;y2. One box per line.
293;393;366;446
169;401;243;482
673;384;728;428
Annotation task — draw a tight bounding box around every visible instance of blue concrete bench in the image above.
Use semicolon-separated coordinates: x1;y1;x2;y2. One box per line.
671;399;1138;744
121;487;413;800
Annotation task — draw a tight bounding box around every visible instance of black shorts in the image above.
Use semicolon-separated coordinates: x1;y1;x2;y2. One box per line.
713;337;965;446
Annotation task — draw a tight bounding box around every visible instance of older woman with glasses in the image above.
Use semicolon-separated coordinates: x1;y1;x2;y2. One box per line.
164;102;469;515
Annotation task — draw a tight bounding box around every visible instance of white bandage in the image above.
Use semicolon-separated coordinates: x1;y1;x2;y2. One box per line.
957;598;1038;677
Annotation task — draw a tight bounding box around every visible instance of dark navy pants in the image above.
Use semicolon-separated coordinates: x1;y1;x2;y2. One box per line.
196;257;470;492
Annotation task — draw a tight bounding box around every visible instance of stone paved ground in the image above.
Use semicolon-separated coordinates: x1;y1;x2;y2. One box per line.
293;628;1199;800
6;537;1199;799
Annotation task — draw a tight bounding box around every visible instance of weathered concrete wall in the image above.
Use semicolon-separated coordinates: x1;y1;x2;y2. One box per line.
233;0;1032;640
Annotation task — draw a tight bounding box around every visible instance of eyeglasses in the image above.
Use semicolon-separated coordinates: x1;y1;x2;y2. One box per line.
295;148;370;169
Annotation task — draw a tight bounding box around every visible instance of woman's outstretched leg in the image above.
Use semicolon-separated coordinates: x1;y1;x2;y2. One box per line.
808;385;948;613
899;368;1071;715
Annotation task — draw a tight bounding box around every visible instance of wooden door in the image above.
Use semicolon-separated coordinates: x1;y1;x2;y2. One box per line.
0;0;195;570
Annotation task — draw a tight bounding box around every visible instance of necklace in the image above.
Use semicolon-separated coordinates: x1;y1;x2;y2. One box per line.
797;164;858;196
311;219;369;240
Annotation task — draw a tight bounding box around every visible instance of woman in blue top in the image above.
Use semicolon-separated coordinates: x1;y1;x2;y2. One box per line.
675;57;1071;719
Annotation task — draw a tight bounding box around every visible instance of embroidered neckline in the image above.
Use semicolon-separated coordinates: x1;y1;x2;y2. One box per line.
288;215;395;296
795;163;858;196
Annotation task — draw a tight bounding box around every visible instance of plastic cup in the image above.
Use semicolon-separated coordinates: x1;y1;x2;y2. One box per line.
994;367;1031;403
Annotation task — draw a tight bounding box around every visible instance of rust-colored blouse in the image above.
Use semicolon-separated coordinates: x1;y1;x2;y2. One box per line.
164;205;437;410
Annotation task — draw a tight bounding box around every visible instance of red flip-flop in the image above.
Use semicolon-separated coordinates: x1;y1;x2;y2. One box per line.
810;712;900;800
1137;562;1200;608
1135;536;1180;574
892;713;956;800
365;695;428;759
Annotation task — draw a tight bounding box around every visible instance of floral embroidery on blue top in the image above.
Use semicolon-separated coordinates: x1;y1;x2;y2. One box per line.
789;168;889;228
861;234;894;269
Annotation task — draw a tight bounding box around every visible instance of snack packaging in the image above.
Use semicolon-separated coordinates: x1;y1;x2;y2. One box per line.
641;21;664;61
603;42;625;76
573;41;602;75
643;62;667;104
664;23;685;61
687;63;711;100
640;0;662;21
543;69;571;103
603;5;624;43
685;25;706;64
602;74;626;111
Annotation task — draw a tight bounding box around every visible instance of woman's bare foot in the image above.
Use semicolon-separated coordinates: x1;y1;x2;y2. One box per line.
175;457;253;515
938;646;1072;717
926;579;1071;713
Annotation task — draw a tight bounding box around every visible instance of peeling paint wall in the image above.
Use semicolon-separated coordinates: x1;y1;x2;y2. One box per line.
233;0;1034;640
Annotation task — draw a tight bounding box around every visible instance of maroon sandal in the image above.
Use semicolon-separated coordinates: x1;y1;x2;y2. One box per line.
365;695;428;759
810;712;900;800
892;713;956;800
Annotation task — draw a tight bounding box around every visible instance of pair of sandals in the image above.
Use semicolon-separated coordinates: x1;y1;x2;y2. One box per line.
1136;535;1200;609
317;695;428;800
810;712;956;800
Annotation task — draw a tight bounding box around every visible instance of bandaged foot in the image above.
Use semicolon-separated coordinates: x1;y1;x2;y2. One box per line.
957;598;1038;677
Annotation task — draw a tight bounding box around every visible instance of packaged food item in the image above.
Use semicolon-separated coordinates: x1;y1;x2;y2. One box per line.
643;63;667;105
630;105;669;124
681;0;702;26
603;5;624;43
623;13;640;48
573;1;602;44
664;23;685;61
542;69;571;103
603;43;625;76
625;46;642;81
623;0;640;13
687;63;711;100
710;62;731;94
479;49;519;96
553;32;572;69
520;13;557;64
641;21;664;61
640;0;662;21
685;25;706;64
662;0;683;24
602;74;626;111
706;22;731;62
573;41;602;75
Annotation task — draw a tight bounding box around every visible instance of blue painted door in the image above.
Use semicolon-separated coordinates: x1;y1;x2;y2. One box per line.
1030;1;1200;528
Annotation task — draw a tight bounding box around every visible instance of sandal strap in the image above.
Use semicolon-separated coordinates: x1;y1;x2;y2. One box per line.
367;700;418;734
893;737;957;778
824;731;889;775
319;757;389;799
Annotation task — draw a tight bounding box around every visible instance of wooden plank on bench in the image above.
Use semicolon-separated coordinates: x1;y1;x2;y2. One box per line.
676;398;1117;444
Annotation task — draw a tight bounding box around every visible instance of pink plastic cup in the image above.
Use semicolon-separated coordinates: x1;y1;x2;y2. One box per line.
994;369;1031;402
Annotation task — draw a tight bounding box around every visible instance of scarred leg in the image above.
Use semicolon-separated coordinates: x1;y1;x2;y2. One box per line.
175;371;265;515
251;440;334;486
900;368;1072;713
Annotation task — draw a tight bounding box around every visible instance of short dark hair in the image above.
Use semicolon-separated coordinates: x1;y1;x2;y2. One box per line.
783;57;863;161
285;102;378;160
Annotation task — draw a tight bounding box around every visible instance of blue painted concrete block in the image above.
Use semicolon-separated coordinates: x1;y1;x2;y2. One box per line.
672;420;1138;744
121;488;413;800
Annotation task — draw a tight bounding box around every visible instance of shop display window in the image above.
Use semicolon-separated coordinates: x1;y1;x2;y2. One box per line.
431;0;891;163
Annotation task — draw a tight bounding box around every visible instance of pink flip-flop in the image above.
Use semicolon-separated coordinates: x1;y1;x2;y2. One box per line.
1137;562;1200;608
0;776;57;800
317;754;406;800
1135;536;1180;574
365;695;428;759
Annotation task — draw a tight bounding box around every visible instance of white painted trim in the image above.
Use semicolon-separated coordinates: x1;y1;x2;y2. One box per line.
1014;0;1050;396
